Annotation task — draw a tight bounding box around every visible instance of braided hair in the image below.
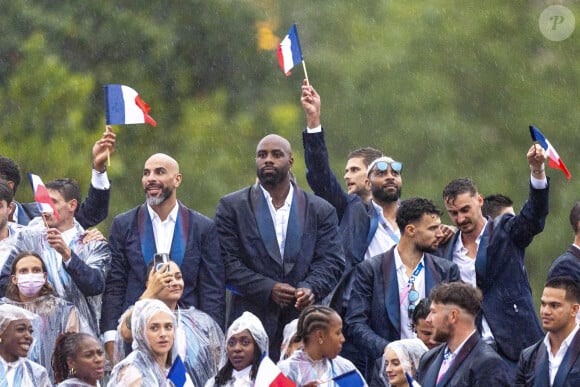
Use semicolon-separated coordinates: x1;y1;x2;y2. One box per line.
52;332;95;383
294;305;336;345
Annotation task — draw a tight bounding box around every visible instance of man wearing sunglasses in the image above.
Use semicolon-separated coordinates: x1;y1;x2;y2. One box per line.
300;82;403;291
344;197;460;380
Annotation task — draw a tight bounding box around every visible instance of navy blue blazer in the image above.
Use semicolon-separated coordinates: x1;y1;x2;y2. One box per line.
344;247;460;366
215;182;345;359
100;202;225;333
547;245;580;283
16;184;110;229
418;333;512;386
516;329;580;387
438;183;549;362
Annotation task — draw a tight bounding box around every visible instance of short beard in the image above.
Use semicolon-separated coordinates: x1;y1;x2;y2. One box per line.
257;167;287;189
146;187;172;206
372;185;401;203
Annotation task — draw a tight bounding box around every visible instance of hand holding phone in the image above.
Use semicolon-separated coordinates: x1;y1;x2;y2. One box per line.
153;253;170;272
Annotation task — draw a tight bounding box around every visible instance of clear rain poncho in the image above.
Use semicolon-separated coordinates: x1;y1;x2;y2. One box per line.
4;219;110;337
0;304;51;387
378;338;428;386
115;305;226;387
1;294;79;383
205;311;269;387
108;299;193;387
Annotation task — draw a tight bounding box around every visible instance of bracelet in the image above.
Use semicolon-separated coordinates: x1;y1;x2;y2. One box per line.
532;169;545;174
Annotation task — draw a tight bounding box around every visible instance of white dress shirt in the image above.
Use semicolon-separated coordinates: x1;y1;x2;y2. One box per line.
544;324;579;386
394;248;426;339
260;184;294;259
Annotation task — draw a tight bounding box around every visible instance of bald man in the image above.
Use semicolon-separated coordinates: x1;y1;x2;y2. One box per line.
215;134;345;359
101;153;225;362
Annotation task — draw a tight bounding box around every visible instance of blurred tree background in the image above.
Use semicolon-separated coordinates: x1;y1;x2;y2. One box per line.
1;0;578;308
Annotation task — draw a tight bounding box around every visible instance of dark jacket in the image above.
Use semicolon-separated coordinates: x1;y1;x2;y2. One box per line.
215;182;345;360
516;329;580;387
418;333;512;386
100;202;225;332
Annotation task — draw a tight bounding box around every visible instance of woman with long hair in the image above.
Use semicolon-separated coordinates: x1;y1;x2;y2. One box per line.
108;298;194;386
117;261;224;386
278;305;367;387
52;332;105;386
1;251;79;381
205;311;269;387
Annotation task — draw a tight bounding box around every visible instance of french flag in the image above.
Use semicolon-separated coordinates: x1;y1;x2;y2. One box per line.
104;84;157;126
255;356;296;387
277;24;303;76
529;126;571;180
28;173;59;221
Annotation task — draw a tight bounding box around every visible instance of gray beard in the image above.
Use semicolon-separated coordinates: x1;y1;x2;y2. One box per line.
146;194;167;206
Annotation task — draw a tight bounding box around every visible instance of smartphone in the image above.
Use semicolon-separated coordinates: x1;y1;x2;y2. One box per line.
153;253;170;272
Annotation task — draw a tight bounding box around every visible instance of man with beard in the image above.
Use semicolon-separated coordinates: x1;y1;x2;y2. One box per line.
417;282;511;386
438;144;549;377
100;153;225;363
215;134;345;360
344;197;460;380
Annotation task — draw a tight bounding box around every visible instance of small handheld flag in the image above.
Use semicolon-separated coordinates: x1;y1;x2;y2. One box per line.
104;84;157;127
28;173;60;222
277;24;307;81
255;355;296;387
330;369;366;387
167;355;187;387
529;125;571;180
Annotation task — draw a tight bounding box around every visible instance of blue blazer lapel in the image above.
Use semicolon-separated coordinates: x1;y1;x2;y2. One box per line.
552;330;580;387
533;343;550;387
475;220;492;290
138;204;157;265
424;254;442;294
283;183;305;275
437;333;479;387
366;203;379;247
250;184;282;264
444;232;461;260
381;248;401;336
169;203;189;267
424;346;446;387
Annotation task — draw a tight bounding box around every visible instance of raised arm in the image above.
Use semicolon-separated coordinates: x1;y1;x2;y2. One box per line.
301;80;349;220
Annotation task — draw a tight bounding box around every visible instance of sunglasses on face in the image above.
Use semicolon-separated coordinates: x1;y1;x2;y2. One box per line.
374;161;403;174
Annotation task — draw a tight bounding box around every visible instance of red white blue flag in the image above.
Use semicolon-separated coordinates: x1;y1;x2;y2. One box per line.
277;24;303;76
104;84;157;126
529;125;571;180
28;173;60;221
255;355;296;387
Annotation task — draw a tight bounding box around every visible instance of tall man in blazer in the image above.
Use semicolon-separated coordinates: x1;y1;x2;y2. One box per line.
516;277;580;387
215;134;345;360
548;202;580;326
344;197;460;379
101;153;225;362
439;144;549;372
417;282;511;386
